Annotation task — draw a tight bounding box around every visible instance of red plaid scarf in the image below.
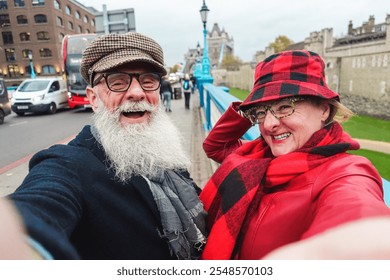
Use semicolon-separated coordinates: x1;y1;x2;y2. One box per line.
199;122;359;259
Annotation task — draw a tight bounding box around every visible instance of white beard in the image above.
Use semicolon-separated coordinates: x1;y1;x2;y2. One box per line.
91;100;191;182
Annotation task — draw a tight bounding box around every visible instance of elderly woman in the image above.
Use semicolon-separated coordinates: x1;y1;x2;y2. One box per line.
200;50;390;260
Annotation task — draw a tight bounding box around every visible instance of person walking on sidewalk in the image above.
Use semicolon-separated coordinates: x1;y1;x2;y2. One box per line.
0;32;207;260
182;74;192;109
160;76;173;112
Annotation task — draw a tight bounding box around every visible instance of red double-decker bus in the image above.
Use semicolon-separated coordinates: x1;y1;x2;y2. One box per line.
62;33;97;108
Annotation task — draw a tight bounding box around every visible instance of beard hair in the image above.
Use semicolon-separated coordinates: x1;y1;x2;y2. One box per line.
91;99;191;182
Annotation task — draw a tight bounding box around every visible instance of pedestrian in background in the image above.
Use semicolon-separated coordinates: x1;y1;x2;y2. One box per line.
160;76;173;112
182;74;192;109
190;75;196;94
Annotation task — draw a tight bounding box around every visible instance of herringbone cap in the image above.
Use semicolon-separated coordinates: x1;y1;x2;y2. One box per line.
80;32;167;85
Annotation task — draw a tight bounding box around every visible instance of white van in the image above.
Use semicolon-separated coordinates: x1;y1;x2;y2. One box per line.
11;77;68;115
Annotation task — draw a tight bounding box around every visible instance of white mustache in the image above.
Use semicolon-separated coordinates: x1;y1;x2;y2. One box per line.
117;101;156;113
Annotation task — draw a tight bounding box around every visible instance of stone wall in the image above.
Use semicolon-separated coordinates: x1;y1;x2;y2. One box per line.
341;93;390;120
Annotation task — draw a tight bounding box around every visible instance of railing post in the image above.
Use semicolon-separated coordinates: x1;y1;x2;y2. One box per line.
197;76;213;108
206;88;211;131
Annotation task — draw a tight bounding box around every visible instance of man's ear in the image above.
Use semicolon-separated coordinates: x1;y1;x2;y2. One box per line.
86;86;98;112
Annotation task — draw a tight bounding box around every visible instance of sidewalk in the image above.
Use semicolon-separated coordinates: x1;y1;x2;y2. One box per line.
165;91;214;189
355;139;390;154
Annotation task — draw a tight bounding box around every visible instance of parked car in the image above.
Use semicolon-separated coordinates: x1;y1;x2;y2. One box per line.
11;77;68;116
0;78;11;124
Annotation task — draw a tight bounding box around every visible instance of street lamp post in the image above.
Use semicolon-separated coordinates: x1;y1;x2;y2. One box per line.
197;0;214;108
28;52;36;79
199;0;211;77
193;42;202;79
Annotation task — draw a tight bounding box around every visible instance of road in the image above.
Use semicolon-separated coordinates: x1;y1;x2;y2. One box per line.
0;108;92;170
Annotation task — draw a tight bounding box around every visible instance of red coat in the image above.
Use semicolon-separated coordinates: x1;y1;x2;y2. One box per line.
203;103;390;259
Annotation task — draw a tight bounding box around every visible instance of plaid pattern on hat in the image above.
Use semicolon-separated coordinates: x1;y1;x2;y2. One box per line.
240;50;339;111
80;32;167;85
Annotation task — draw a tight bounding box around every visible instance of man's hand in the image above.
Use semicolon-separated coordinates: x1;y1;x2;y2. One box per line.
0;199;43;259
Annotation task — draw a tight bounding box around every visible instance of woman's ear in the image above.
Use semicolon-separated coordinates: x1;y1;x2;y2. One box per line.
86;86;98;112
320;102;331;122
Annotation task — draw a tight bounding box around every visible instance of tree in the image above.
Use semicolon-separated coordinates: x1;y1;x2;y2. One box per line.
268;35;294;52
221;54;242;71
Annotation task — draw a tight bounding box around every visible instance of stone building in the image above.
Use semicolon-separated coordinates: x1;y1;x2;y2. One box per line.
227;14;390;119
0;0;96;85
184;22;234;74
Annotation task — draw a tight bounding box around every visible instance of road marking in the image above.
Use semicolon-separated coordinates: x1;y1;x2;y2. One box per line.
9;121;28;127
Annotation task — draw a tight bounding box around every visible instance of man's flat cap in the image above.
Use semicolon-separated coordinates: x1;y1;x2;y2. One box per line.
80;32;167;85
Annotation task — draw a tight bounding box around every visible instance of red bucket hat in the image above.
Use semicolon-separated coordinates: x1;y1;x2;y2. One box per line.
239;50;339;111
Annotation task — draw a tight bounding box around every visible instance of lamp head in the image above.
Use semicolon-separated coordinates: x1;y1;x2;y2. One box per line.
199;0;209;25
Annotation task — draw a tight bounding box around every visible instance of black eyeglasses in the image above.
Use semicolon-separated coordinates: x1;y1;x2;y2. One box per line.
92;72;162;92
243;97;306;125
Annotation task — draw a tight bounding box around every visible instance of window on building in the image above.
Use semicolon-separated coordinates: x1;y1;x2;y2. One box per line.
42;65;56;74
22;49;32;58
34;14;47;23
25;63;36;75
37;31;49;40
0;14;10;27
20;32;31;41
56;16;63;26
75;11;80;19
53;0;60;9
380;81;386;95
384;55;388;67
86;29;90;33
32;0;45;6
5;48;16;62
58;33;64;42
83;15;88;24
2;31;13;44
8;64;20;77
14;0;25;7
65;5;71;15
39;48;52;57
68;21;73;30
91;19;95;27
77;25;82;33
17;15;28;24
372;56;376;67
0;0;8;10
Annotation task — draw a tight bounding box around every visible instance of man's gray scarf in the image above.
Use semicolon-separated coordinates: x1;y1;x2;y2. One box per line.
146;170;207;260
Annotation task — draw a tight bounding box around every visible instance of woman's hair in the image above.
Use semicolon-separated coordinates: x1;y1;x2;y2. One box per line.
307;96;354;124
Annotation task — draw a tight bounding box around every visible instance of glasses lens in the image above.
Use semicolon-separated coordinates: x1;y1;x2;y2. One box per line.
254;107;267;123
139;73;161;91
106;73;131;91
272;99;294;118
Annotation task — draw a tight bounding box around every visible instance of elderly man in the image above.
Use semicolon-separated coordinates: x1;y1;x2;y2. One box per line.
3;32;206;260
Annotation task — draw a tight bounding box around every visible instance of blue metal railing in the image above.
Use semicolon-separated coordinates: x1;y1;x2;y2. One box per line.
199;82;390;206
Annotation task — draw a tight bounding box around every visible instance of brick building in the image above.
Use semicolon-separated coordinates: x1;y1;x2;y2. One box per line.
0;0;96;86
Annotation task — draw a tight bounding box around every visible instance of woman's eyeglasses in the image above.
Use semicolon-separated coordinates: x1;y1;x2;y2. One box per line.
244;97;306;125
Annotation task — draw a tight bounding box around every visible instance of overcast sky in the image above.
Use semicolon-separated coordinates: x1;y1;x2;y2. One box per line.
79;0;389;66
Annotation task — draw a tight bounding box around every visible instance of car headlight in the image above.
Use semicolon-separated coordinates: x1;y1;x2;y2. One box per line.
32;95;45;102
